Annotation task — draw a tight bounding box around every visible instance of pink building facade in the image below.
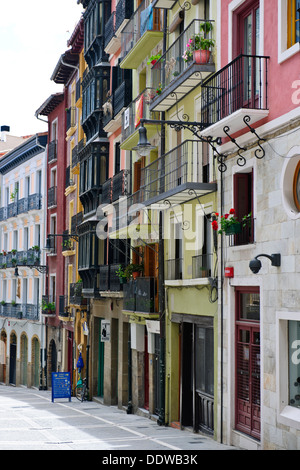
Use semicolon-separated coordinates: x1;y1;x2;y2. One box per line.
202;0;300;450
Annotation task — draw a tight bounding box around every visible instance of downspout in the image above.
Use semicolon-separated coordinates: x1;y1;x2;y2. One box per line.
34;133;48;390
157;9;168;427
220;167;224;443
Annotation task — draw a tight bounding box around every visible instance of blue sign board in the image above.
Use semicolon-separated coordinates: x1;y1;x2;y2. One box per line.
51;372;71;402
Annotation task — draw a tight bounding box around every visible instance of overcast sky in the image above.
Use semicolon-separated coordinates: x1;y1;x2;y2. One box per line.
0;0;83;137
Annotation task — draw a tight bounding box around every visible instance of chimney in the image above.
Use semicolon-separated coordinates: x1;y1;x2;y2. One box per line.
0;125;10;142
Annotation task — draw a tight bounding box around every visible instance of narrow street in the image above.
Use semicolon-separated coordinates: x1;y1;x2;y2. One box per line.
0;384;236;453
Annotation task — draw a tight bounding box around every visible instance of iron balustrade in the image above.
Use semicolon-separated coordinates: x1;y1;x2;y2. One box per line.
0;194;41;222
123;277;157;313
228;217;255;247
104;11;115;48
192;253;213;279
72;145;79;168
112;169;130;202
69;283;87;306
115;0;133;33
76;79;81;102
0;303;39;320
121;0;163;61
122;88;158;142
139;139;201;203
47;186;57;208
48;140;57;162
66;106;76;131
101;178;112;205
151;19;214;97
71;211;83;235
114;80;132;117
99;264;124;292
165;258;183;280
201;54;269;128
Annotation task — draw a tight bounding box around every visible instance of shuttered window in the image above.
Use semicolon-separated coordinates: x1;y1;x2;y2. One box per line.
235;287;260;440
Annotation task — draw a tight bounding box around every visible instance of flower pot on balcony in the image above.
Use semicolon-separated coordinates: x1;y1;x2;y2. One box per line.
132;271;140;280
193;49;210;64
225;223;242;235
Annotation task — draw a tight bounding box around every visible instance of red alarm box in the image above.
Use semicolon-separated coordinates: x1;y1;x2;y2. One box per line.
225;267;234;278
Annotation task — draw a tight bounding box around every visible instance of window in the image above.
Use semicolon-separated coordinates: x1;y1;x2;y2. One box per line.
233;170;254;245
288;320;300;408
277;311;300;429
287;0;300;48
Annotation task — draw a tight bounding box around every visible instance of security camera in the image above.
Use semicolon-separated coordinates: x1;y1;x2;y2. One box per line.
249;258;262;274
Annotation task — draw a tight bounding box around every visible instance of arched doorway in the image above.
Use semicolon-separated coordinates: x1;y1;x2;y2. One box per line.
20;334;28;386
9;332;17;385
0;331;7;383
32;337;40;388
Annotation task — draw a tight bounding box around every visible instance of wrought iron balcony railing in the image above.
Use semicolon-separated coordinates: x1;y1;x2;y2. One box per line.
123;277;157;313
228;217;255;247
121;0;163;61
165;258;183;280
151;19;214;103
99;263;125;292
48;140;57;163
201;54;269;129
121;88;158;143
192;253;213;279
66;106;76;131
0;194;41;222
47;186;57;208
0;303;39;320
137;140;209;205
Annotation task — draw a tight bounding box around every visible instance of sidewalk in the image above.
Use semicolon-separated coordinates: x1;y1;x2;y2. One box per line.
0;384;238;452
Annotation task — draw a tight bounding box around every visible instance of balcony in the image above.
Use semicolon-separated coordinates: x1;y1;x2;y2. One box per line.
104;0;133;55
192;253;213;279
0;249;41;269
201;54;270;138
123;277;158;314
0;303;39;320
0;194;41;222
120;0;164;69
48;140;57;163
103;79;132;133
150;19;215;112
121;88;160;150
47;186;57;208
132;140;217;208
66;106;76;132
99;263;125;293
228;217;255;247
69;282;87;307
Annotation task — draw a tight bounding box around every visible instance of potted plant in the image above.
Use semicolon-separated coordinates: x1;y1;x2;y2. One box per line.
147;53;161;65
11;300;16;306
182;22;214;64
124;263;144;280
212;209;252;235
11;258;17;266
11;249;17;255
115;265;127;284
1;300;6;306
156;83;163;95
42;299;55;315
31;245;40;252
62;239;73;250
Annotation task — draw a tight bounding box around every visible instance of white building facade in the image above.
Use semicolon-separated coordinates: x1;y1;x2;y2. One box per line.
0;133;48;389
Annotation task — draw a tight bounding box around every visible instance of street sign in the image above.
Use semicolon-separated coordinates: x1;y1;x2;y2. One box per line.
51;372;71;402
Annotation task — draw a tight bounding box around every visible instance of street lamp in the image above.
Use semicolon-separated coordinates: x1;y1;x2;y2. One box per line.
132;123;156;157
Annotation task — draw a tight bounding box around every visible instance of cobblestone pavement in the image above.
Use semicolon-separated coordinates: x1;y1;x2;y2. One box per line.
0;384;238;454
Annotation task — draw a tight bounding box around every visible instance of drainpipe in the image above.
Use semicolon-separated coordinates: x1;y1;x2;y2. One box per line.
220;168;224;443
157;9;168;428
